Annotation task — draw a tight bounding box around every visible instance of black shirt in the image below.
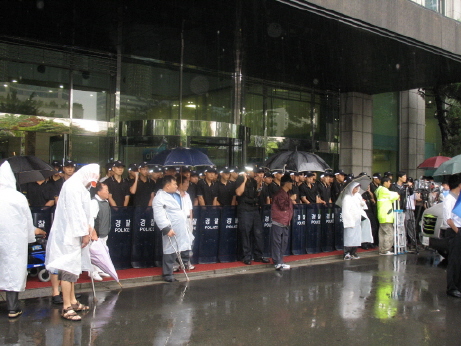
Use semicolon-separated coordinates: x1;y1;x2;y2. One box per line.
187;182;197;205
105;176;130;206
331;181;346;203
197;179;218;205
317;182;331;203
235;177;260;211
259;183;271;205
390;183;412;211
132;177;156;207
299;182;318;204
217;180;235;206
291;183;300;204
21;181;55;206
50;177;65;198
269;181;281;199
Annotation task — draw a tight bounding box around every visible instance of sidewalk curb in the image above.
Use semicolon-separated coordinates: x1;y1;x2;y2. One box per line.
16;250;379;300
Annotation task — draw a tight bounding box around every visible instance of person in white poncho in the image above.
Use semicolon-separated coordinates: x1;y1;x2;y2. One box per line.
0;161;41;319
341;181;364;260
153;175;192;282
45;163;99;321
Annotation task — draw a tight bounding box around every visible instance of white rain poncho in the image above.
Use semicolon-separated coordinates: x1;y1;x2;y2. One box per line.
342;182;363;247
0;161;35;292
45;164;100;276
153;190;192;254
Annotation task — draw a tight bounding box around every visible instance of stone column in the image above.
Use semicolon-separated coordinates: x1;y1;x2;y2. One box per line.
339;92;373;176
399;89;425;179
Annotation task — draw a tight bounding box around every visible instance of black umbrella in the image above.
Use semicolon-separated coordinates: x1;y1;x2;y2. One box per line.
148;147;214;167
0;155;55;184
263;150;330;172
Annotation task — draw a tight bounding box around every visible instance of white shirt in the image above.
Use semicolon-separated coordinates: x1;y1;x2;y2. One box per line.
443;192;461;228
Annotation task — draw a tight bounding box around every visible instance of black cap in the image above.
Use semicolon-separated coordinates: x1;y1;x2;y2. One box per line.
112;160;125;168
63;159;76;167
383;171;392;177
190;170;199;177
272;169;283;174
128;163;138;171
255;167;265;174
281;173;293;185
229;166;239;173
137;162;149;169
220;167;231;174
372;172;381;179
358;172;368;177
205;166;217;173
305;171;315;177
105;162;113;171
151;165;163;173
51;160;61;168
180;166;191;173
335;169;346;176
408;177;414;182
264;172;274;178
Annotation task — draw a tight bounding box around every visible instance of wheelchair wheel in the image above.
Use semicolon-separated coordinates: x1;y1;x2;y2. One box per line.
38;269;51;282
28;268;39;277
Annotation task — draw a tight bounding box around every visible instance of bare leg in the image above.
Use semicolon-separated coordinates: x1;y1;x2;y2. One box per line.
61;280;73;309
51;274;61;296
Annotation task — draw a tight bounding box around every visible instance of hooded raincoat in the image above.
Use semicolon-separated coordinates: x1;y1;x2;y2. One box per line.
0;162;35;292
45;164;99;276
153;189;192;254
341;182;363;247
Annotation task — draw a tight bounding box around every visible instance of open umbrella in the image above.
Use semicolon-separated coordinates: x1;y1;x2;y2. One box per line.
433;154;461;176
148;147;214;167
264;150;330;172
335;174;371;208
89;240;122;288
0;155;55;184
417;156;451;169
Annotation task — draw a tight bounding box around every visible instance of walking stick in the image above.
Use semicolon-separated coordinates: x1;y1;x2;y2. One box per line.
90;273;97;302
168;235;190;281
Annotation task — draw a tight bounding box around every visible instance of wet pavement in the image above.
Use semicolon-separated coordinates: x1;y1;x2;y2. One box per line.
1;250;461;345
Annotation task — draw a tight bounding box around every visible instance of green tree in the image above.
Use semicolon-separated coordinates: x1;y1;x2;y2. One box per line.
420;84;461;156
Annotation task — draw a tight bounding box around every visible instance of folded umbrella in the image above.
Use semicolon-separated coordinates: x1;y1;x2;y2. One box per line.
89;240;122;288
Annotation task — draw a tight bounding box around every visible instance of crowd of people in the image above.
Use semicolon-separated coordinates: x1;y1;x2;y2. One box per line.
3;156;452;320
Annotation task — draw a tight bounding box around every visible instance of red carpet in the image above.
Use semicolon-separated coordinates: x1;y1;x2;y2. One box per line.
26;248;374;290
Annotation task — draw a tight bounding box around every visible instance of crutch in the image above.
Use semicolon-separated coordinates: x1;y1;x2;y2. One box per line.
168;235;190;281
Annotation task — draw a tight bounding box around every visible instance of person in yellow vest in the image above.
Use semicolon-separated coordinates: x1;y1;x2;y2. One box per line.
375;177;400;255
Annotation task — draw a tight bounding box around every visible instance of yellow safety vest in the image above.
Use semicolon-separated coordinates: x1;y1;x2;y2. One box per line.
375;186;400;223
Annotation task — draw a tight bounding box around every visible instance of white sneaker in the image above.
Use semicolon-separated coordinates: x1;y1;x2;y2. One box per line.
344;254;351;260
91;272;103;281
99;272;110;278
281;264;291;270
379;251;394;256
275;264;282;270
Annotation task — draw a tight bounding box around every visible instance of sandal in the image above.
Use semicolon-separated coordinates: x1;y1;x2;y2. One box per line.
71;301;89;311
61;308;81;321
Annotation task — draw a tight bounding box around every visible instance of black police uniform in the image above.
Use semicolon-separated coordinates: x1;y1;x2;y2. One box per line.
197;179;218;205
105;176;130;206
131;178;156;207
299;182;318;204
21;181;55;206
217;180;235;206
235;176;265;262
317;182;332;203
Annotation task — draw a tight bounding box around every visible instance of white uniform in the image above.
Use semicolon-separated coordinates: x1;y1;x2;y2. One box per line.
153;190;192;254
45;164;100;276
0;162;35;292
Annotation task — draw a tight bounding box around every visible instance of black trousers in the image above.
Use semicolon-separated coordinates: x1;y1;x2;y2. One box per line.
6;291;19;312
447;228;461;292
162;251;189;279
238;208;264;261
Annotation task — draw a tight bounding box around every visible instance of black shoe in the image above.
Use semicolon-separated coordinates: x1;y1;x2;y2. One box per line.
52;295;63;304
164;277;178;283
8;310;23;319
243;260;252;265
254;257;270;263
447;289;461;298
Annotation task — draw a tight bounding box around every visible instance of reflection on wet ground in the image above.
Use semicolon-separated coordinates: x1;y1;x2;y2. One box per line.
2;250;461;345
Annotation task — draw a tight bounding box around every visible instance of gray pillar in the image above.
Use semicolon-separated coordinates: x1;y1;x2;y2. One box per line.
339;92;373;176
399;89;426;179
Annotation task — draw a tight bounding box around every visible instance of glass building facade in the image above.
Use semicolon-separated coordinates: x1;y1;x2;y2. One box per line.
0;1;341;169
